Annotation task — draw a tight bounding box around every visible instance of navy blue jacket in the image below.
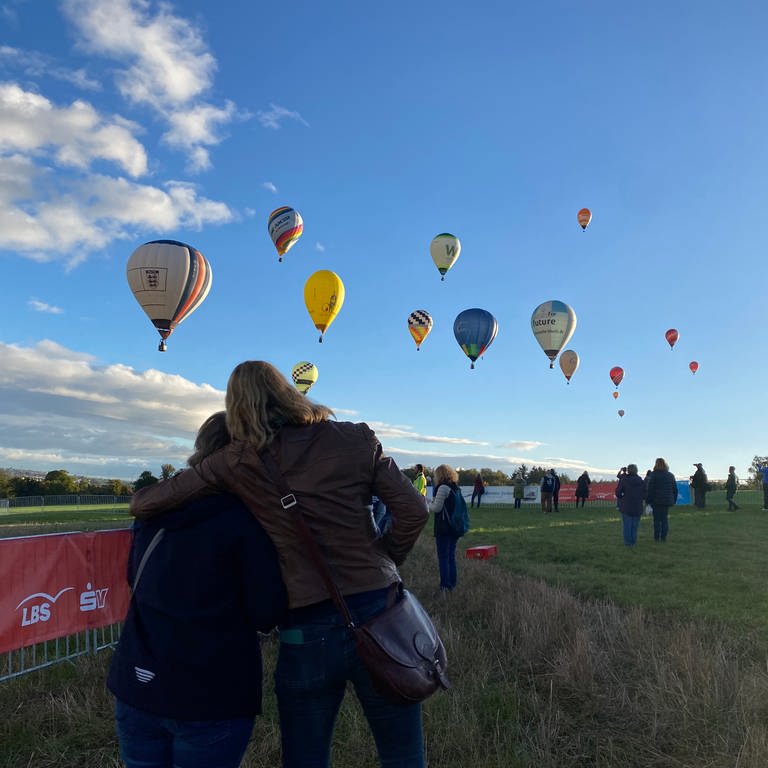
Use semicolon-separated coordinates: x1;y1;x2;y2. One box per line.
645;470;678;507
107;494;287;720
615;474;646;517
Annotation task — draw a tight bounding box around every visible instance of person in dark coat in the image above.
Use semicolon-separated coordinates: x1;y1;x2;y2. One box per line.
690;463;708;508
725;466;739;511
108;412;287;768
646;457;678;542
575;472;591;508
471;473;485;508
551;470;561;512
616;464;645;546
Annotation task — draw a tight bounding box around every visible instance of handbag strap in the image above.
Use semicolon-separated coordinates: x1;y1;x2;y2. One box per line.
256;448;356;628
131;527;165;594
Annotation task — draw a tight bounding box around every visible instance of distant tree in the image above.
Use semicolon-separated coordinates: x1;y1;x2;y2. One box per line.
10;476;45;497
747;456;768;487
526;465;548;485
0;469;12;498
133;471;159;491
160;463;177;480
510;464;528;483
44;470;78;495
558;473;573;485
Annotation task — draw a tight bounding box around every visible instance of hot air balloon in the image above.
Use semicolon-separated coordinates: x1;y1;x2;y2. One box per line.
268;206;303;262
613;391;619;400
610;366;624;387
577;208;592;231
453;308;498;369
665;328;679;349
530;300;577;368
304;270;345;342
126;239;212;352
291;361;318;395
689;361;699;374
618;409;625;418
407;310;433;350
430;233;461;280
559;349;579;383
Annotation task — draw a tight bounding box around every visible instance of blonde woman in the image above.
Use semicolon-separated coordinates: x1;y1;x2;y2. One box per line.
131;361;429;768
427;464;461;592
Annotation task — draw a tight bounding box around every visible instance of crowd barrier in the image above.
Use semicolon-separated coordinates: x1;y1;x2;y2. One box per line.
1;495;132;511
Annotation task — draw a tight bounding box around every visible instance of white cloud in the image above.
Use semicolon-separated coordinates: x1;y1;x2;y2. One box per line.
498;440;545;451
366;421;488;446
0;45;101;90
257;103;309;130
261;181;277;193
315;242;325;252
27;298;63;314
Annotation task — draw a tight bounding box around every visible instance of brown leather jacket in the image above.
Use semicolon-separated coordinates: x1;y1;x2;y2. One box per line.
130;421;428;608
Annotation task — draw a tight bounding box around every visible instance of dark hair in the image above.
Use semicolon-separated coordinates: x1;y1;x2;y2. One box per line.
188;411;230;467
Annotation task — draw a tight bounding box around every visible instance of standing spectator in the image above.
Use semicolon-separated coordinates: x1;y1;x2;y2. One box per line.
412;464;427;497
725;466;739;511
690;463;708;508
551;470;561;512
615;464;645;546
513;478;524;509
429;464;462;592
108;412;287;768
646;457;678;542
471;473;485;508
575;471;591;508
130;360;430;768
759;462;768;511
540;471;555;514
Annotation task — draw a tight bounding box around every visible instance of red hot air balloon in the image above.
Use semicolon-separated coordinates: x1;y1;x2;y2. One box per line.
612;391;619;400
577;208;592;231
689;361;699;374
665;328;679;349
609;366;624;387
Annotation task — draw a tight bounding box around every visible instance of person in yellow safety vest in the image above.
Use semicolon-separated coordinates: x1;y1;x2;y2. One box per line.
412;464;427;496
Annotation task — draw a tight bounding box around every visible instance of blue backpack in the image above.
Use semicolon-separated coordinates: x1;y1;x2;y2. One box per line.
445;487;470;537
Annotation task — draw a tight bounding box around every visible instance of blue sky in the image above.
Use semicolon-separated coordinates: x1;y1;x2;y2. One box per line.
0;0;766;482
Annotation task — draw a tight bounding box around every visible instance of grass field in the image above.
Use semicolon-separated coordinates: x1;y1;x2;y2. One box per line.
2;497;768;766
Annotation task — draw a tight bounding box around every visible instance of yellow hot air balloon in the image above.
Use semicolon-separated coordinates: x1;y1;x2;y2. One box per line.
407;310;433;350
291;361;318;395
430;233;461;280
304;270;345;342
559;349;579;383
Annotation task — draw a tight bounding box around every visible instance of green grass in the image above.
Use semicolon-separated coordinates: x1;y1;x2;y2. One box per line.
0;506;131;538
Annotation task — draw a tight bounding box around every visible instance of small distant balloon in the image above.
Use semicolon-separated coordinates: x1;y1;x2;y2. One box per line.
559;350;579;383
430;233;461;280
291;361;318;395
407;310;433;350
665;328;679;349
268;206;303;262
530;300;578;368
453;308;498;369
577;208;592;231
618;409;625;418
609;366;624;387
613;391;619;400
304;270;345;342
689;361;699;374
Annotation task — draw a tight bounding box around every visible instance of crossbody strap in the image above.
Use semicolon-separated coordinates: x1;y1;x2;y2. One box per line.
131;528;165;594
256;448;356;628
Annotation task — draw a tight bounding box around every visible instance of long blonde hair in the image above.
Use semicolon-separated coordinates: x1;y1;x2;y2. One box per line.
433;464;458;486
225;361;334;448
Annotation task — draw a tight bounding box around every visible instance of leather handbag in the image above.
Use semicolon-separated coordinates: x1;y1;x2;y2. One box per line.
257;449;450;705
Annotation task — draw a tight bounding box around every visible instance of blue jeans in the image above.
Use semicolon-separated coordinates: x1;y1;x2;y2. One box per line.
275;589;424;768
621;514;640;546
435;535;458;590
652;506;669;541
114;699;254;768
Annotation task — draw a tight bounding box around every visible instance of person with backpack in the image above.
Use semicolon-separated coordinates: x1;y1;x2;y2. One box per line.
540;471;555;514
428;464;469;592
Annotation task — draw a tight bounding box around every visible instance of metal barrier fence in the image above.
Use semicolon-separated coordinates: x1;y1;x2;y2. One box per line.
1;622;121;682
1;494;131;511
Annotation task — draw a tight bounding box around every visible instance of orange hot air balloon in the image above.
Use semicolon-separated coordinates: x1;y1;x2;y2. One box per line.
689;361;699;374
577;208;592;231
612;391;619;400
559;349;579;383
618;409;625;418
609;366;624;387
665;328;679;349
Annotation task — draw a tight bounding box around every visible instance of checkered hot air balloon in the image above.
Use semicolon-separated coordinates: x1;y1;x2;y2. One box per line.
291;361;318;395
407;310;433;350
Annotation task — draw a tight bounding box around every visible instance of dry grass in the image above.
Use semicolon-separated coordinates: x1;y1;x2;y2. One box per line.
3;534;768;767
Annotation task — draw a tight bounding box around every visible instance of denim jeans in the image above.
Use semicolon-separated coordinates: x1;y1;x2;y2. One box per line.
275;588;424;768
652;506;669;541
114;699;254;768
435;534;458;590
621;514;640;546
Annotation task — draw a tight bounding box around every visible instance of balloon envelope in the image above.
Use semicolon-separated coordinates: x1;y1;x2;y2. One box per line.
453;308;498;369
559;349;579;382
577;208;592;230
618;409;625;417
612;391;619;400
531;300;577;368
609;366;624;387
689;361;699;374
407;310;433;350
126;239;212;351
268;206;303;261
304;270;345;341
665;328;679;349
430;233;461;280
291;361;318;394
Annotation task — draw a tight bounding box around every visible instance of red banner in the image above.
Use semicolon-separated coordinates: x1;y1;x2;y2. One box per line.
557;482;617;503
0;529;132;654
